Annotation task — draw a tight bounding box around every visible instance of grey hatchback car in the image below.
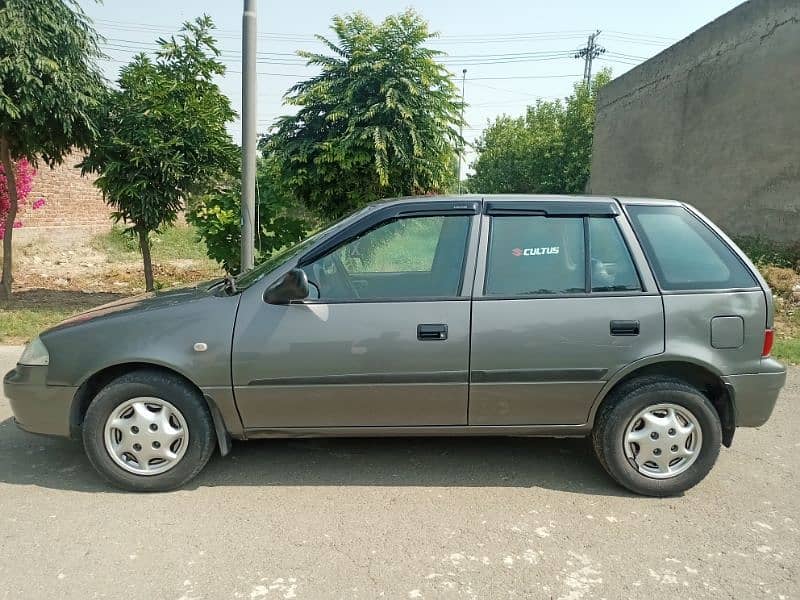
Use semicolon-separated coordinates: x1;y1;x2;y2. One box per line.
4;195;786;495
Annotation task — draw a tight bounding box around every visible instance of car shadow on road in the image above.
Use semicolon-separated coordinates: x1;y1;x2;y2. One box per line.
0;417;635;497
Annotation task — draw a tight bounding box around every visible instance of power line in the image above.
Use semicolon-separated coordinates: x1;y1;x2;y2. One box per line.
102;39;582;67
91;16;680;63
606;51;650;61
94;18;677;44
465;74;582;81
93;19;596;40
598;58;641;67
604;30;674;42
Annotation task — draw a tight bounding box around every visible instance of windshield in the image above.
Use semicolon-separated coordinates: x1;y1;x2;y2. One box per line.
234;206;372;290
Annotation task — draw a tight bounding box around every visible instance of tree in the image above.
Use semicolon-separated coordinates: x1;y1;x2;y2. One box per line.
468;70;611;195
82;16;238;291
266;10;464;219
187;156;309;275
0;0;105;299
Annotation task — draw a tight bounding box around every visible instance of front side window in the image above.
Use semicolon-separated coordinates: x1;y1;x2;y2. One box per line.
234;205;371;290
304;215;471;301
485;216;586;295
627;205;756;291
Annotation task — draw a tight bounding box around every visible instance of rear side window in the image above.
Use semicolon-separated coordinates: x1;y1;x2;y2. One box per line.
589;218;641;292
627;205;756;291
485;216;585;295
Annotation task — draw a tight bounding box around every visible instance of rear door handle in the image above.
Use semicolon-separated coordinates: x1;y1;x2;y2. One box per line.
610;320;640;336
417;323;448;341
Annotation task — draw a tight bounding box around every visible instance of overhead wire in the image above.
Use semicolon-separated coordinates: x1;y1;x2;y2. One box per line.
93;17;675;136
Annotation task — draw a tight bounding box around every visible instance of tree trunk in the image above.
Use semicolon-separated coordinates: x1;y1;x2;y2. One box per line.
137;226;155;292
0;138;19;301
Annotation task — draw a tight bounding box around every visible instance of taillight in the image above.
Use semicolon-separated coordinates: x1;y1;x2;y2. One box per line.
762;329;774;357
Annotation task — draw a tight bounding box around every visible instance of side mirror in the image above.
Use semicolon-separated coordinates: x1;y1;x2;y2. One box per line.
264;268;309;304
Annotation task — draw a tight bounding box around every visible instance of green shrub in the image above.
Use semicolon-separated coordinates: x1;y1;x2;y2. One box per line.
733;235;800;270
187;158;310;274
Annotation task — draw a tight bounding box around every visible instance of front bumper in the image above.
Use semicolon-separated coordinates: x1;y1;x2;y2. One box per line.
3;366;76;437
724;358;787;427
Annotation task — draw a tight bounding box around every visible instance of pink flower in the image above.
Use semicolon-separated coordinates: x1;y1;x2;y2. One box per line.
0;157;38;234
32;198;46;210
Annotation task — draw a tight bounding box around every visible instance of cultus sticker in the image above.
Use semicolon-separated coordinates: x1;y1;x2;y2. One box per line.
511;246;560;257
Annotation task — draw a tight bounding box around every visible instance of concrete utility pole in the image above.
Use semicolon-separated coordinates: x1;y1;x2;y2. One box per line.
240;0;257;272
575;30;605;86
457;68;467;194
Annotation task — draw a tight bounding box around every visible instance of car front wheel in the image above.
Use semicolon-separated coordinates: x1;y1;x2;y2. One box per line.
82;370;216;492
592;376;722;497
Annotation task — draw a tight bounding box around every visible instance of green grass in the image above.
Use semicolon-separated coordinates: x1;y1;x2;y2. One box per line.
92;225;211;263
0;290;125;344
0;308;76;344
774;338;800;365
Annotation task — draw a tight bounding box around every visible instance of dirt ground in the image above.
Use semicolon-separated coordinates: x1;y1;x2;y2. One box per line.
0;228;221;343
14;229;219;294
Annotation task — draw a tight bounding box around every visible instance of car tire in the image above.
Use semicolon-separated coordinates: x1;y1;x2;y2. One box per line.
592;376;722;497
82;370;216;492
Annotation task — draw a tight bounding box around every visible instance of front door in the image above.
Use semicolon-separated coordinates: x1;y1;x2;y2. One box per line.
469;204;665;425
232;211;478;429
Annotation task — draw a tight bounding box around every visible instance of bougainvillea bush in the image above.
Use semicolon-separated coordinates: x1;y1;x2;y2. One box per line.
0;158;44;240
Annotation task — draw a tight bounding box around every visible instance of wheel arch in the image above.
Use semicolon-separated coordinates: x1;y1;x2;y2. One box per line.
69;362;232;456
590;358;735;447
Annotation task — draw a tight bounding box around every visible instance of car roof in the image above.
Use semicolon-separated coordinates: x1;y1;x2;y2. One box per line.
369;194;682;208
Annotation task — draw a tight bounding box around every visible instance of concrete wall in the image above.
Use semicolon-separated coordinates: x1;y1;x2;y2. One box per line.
589;0;800;242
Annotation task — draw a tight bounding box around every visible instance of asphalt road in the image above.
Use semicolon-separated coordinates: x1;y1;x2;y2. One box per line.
0;345;798;600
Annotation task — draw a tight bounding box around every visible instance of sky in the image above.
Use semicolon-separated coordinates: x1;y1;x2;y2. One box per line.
78;0;745;170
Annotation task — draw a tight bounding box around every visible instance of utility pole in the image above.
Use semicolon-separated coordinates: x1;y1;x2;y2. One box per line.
240;0;257;272
457;68;467;195
574;30;605;86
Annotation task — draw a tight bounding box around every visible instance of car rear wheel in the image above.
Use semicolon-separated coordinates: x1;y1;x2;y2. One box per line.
592;376;722;497
82;370;216;492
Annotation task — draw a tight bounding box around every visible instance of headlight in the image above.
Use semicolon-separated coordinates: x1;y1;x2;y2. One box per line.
19;336;50;366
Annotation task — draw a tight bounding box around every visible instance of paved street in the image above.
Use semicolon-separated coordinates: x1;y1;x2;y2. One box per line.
0;345;798;599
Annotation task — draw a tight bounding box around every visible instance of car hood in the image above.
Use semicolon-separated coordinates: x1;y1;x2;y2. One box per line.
45;280;223;333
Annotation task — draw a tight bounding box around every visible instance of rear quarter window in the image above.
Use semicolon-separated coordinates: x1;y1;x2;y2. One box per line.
626;205;757;291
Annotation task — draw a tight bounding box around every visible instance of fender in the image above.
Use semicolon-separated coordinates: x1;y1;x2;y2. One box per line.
587;353;726;424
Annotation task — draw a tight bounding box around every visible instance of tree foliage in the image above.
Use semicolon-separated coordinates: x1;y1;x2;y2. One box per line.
82;16;238;291
0;0;105;299
468;70;611;195
187;157;309;275
266;10;464;219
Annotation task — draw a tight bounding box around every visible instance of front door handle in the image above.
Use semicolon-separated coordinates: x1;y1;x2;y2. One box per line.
417;323;448;341
610;320;640;336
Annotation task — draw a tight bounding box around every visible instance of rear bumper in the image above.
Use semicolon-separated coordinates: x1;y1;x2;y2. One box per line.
723;358;787;427
3;366;76;437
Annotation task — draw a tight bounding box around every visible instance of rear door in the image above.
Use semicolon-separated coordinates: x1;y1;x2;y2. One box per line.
469;200;665;425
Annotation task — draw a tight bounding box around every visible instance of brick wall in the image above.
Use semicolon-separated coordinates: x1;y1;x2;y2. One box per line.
18;150;113;230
